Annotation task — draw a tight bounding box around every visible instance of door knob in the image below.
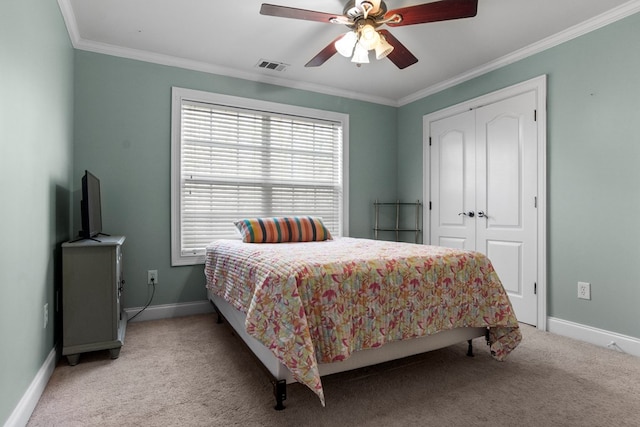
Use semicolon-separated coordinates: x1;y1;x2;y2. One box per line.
477;211;486;218
458;211;475;218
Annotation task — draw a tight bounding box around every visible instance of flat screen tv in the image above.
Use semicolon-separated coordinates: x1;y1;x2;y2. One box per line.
79;170;104;240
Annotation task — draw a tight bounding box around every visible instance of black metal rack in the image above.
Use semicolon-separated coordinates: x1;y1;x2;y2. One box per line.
373;200;422;243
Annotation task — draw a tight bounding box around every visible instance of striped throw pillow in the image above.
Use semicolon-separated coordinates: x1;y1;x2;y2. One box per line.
234;216;332;243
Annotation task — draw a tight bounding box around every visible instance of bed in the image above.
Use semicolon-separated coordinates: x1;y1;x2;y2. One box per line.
204;236;521;409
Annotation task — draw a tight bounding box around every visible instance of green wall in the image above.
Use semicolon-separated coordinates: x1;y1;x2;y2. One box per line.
4;2;639;422
73;51;397;309
0;0;74;424
397;12;640;338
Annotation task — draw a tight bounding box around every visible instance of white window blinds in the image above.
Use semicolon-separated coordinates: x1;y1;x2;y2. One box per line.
176;95;344;259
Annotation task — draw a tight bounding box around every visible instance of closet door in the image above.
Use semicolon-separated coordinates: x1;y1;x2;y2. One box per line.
429;110;476;250
475;91;538;325
429;91;538;325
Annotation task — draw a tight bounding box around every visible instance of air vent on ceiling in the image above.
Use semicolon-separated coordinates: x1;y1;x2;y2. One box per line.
255;59;289;72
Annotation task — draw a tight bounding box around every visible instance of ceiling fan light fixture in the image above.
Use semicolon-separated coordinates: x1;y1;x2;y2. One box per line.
358;24;380;50
335;31;358;57
375;35;394;60
351;42;370;64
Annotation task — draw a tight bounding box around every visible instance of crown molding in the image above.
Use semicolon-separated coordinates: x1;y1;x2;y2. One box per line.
56;0;80;43
397;0;640;106
74;37;398;106
56;1;396;107
58;0;640;108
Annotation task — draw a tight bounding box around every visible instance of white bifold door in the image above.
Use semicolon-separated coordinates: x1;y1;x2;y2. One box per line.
429;90;538;325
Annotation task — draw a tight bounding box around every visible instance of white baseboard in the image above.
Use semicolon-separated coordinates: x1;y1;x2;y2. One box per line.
7;313;635;427
5;301;214;426
547;317;640;358
124;300;214;323
4;347;57;427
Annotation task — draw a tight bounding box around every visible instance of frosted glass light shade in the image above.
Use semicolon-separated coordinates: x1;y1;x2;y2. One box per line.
351;42;370;64
335;31;358;57
375;35;394;59
359;24;380;50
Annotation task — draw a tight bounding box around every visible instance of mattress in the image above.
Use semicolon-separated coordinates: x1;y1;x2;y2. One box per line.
205;237;521;405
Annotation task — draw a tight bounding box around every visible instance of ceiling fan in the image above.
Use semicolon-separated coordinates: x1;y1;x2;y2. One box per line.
260;0;478;69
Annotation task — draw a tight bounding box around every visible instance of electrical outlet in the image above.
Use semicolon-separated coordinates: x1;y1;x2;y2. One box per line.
43;303;49;329
578;281;591;300
148;270;158;285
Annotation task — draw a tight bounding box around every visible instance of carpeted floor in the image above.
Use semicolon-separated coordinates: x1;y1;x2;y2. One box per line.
28;314;640;426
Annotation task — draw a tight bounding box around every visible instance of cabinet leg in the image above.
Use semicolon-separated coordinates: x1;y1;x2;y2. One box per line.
67;354;80;366
109;347;121;359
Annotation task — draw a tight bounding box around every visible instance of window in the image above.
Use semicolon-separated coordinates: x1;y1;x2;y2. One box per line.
171;87;349;265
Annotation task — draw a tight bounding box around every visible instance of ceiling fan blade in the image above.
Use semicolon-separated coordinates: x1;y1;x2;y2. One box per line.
386;0;478;27
305;35;343;67
260;4;343;24
378;30;418;69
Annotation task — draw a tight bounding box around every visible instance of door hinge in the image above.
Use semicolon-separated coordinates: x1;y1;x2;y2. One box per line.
429;201;432;210
534;196;537;208
534;110;537;122
429;137;432;146
534;282;537;295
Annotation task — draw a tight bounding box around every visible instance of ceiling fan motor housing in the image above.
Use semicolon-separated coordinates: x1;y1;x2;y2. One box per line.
345;0;388;21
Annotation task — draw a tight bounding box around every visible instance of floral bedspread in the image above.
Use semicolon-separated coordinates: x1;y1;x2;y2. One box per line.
204;237;521;406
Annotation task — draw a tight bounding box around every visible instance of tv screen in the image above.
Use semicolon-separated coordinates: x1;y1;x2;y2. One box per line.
80;170;103;239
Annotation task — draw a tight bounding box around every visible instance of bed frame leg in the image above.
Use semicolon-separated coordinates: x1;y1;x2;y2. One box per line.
210;297;287;410
466;339;474;357
273;380;287;410
209;300;224;324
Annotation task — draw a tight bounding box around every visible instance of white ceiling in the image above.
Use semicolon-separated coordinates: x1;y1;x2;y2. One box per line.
60;0;640;106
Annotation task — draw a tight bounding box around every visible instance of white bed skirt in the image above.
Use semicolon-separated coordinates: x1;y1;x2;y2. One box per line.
208;290;486;384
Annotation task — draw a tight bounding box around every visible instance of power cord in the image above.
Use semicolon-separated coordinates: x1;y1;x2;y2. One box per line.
128;277;156;322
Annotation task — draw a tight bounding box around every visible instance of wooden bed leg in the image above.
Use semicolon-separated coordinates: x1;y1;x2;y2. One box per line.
273;379;287;410
466;339;474;357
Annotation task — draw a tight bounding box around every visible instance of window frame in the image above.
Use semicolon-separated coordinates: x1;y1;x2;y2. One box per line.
171;87;349;266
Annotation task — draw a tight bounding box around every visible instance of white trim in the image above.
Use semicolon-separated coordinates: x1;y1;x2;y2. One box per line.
4;348;57;427
422;75;547;331
397;0;640;106
54;0;396;107
56;0;80;44
124;300;215;323
548;317;640;358
57;0;640;107
342;121;350;237
170;87;350;266
81;40;395;107
535;80;548;331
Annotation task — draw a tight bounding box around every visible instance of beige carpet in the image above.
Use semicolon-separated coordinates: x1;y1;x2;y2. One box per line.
28;314;640;426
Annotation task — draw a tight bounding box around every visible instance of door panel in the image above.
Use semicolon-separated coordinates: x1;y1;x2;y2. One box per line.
439;237;466;249
476;91;538;325
486;116;522;227
430;110;476;251
440;132;465;226
486;240;522;295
